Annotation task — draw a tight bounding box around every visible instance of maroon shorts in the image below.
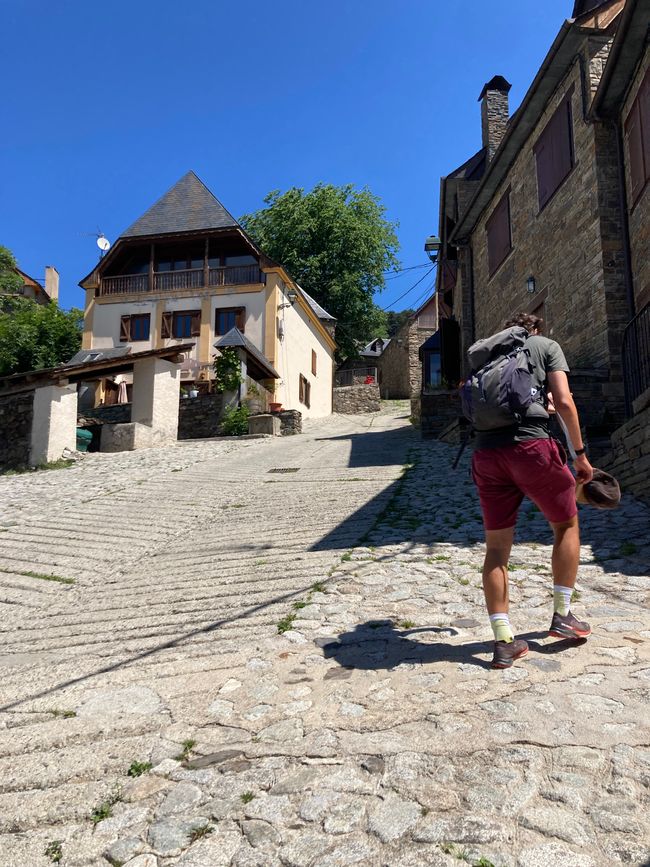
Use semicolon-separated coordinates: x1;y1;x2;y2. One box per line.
472;438;577;531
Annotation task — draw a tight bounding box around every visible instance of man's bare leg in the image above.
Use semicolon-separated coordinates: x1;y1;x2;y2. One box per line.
483;526;515;614
549;515;591;638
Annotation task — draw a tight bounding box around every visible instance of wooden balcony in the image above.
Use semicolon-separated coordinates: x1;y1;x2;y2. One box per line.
100;264;265;297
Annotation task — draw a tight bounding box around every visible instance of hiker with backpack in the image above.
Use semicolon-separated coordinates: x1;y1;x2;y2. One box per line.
461;312;593;669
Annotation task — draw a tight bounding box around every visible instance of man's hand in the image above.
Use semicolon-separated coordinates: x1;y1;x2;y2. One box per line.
574;454;593;485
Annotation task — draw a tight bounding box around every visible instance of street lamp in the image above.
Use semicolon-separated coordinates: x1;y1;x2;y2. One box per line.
424;235;442;262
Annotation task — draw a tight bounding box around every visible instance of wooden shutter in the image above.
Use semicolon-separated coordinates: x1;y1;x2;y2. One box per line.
305;380;311;409
486;191;511;275
236;307;246;332
311;350;317;376
190;311;201;337
299;375;305;404
639;69;650;179
535;94;574;209
161;311;172;339
120;315;130;342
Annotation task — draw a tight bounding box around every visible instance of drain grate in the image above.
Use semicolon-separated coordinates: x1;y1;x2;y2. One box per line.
268;468;300;474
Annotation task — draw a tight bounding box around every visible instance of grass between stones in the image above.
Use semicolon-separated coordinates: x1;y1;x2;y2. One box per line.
175;739;196;762
44;840;63;863
18;570;75;585
240;791;255;803
277;613;297;634
90;785;122;825
127;760;152;777
3;459;74;476
49;709;76;719
188;823;213;843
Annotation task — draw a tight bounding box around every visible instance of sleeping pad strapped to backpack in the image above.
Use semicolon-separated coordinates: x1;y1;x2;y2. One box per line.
460;326;545;431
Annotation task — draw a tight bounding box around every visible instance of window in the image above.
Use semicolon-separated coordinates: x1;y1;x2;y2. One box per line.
311;350;317;376
625;68;650;206
534;93;574;210
120;313;150;342
423;350;442;388
486;190;512;276
299;374;311;408
215;306;245;335
167;310;201;338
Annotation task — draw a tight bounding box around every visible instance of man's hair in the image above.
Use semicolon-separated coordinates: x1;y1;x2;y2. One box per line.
503;312;544;333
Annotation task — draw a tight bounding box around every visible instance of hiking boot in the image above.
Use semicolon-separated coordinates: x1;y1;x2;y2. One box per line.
549;611;591;640
491;638;529;669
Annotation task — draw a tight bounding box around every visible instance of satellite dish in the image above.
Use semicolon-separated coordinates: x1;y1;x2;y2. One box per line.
97;235;111;252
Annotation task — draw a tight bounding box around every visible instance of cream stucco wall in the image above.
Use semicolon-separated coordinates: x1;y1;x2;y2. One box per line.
274;287;333;418
30;383;77;465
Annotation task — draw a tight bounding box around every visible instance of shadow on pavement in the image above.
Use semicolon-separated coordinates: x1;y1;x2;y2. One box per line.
320;622;588;673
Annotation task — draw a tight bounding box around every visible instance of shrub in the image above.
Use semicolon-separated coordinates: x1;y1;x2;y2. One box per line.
220;405;250;436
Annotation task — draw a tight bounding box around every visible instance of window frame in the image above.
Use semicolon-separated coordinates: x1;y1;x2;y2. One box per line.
624;67;650;209
171;309;201;339
215;306;245;336
120;313;151;342
534;90;575;212
486;189;512;277
299;374;311;408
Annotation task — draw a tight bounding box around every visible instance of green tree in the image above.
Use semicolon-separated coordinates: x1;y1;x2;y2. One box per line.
0;297;83;376
0;245;24;296
385;309;415;337
241;184;399;359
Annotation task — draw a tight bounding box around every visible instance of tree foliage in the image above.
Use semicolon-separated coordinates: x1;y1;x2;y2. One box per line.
386;309;415;337
0;245;24;296
213;347;243;393
0;297;83;377
241;184;399;359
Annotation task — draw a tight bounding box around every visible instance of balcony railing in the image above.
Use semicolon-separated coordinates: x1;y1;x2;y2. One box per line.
622;301;650;416
334;366;378;388
100;264;264;296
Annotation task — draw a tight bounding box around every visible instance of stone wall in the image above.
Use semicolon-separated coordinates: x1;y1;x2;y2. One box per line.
601;391;650;505
378;328;410;399
469;55;627;427
178;394;225;439
418;391;462;439
622;47;650;313
333;384;381;414
0;391;34;471
82;394;226;441
277;410;302;436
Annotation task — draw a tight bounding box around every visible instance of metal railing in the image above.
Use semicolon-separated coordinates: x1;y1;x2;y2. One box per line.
100;265;264;296
622;301;650;416
334;366;378;388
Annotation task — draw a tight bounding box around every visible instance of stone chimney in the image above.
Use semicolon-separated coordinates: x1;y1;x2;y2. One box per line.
45;266;59;303
479;75;512;161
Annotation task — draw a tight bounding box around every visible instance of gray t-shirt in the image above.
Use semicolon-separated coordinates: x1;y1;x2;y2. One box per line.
474;334;570;449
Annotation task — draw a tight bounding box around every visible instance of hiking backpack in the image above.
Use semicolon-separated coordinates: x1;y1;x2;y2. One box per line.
460;326;544;430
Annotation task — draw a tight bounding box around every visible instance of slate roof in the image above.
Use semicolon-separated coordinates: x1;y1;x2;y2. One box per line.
298;287;337;321
122;171;240;238
66;347;131;366
214;327;279;379
360;337;391;357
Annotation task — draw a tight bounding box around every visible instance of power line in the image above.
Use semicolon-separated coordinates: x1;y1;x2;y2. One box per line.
383;263;432;279
380;265;436;311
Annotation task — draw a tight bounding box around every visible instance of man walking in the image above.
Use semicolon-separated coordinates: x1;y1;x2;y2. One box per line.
470;313;594;668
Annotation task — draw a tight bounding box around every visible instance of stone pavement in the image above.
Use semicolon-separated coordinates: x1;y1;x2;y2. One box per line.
0;405;649;867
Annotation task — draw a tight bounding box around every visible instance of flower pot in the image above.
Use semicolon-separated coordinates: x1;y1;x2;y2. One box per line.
269;402;283;413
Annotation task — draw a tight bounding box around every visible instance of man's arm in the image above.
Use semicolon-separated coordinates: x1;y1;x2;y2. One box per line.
547;370;593;484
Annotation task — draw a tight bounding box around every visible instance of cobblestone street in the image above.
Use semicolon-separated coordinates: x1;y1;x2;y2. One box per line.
0;406;649;867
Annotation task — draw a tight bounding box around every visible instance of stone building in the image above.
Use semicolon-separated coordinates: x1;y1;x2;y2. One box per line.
3;265;59;305
431;0;648;465
79;171;337;419
378;293;438;403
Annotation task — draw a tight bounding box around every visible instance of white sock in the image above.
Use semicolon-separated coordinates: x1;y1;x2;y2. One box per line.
489;612;514;643
553;585;572;616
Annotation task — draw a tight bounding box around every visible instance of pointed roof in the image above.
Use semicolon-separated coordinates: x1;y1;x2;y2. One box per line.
299;287;337;321
122;171;240;238
214;327;280;380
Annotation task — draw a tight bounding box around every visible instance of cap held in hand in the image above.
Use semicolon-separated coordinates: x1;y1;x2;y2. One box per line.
576;468;621;510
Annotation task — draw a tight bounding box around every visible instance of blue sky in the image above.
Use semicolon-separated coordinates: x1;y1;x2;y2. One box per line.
1;0;571;312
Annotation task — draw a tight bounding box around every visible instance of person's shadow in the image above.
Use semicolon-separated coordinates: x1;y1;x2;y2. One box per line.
319;620;585;671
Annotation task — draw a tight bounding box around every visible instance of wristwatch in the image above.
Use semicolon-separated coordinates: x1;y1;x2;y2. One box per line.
574;446;587;456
